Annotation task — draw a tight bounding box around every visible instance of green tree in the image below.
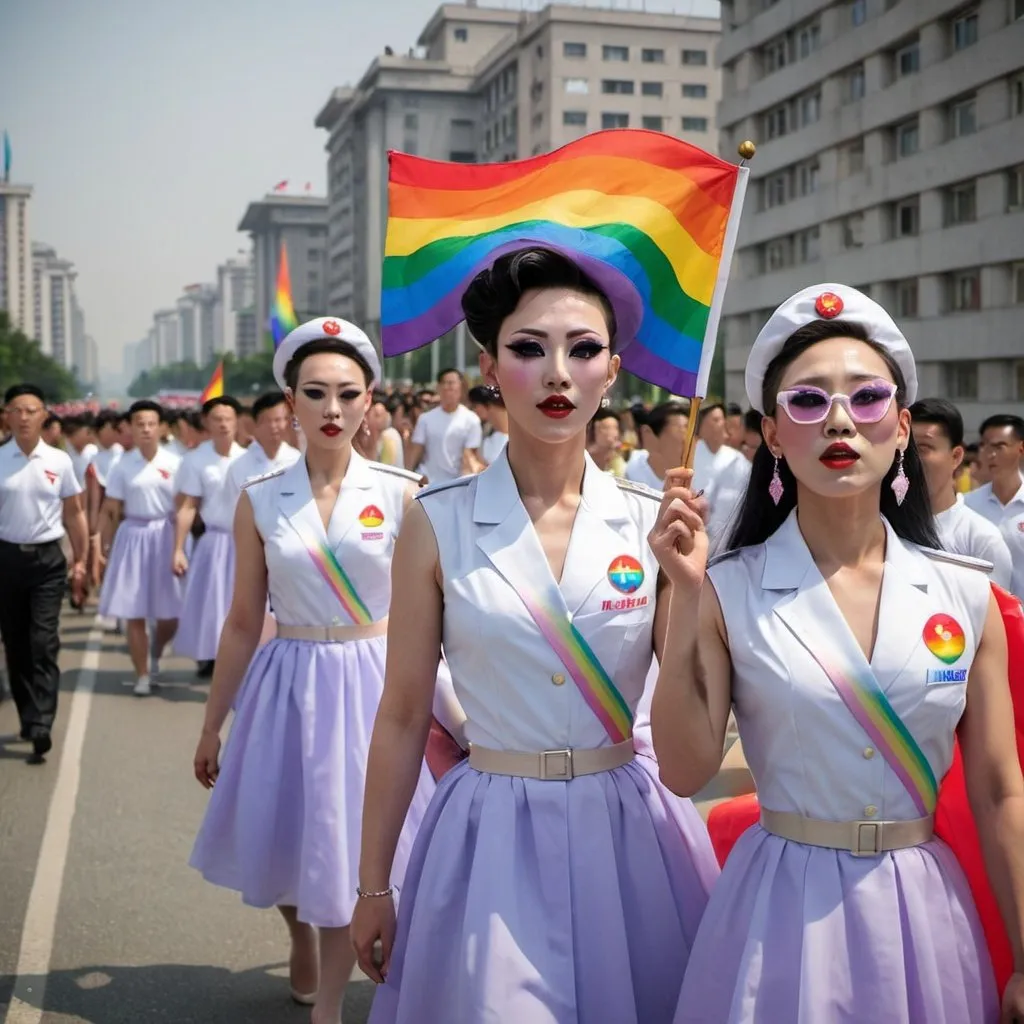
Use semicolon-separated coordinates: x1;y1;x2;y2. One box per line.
0;311;81;402
127;351;277;403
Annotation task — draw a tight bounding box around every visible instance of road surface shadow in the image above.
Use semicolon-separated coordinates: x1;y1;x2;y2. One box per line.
0;963;377;1024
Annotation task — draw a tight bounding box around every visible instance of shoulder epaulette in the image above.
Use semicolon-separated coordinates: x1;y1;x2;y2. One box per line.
613;477;663;502
414;476;474;501
369;462;424;486
241;466;287;490
917;546;993;574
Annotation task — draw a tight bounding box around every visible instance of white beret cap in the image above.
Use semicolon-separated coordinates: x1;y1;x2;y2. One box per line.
272;316;382;390
744;284;917;413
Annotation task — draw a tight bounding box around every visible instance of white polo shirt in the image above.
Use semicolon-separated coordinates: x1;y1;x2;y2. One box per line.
69;442;98;487
0;438;82;544
412;404;482;483
106;447;181;520
964;474;1024;527
227;440;300;494
89;443;124;488
934;495;1013;591
693;441;751;539
997;511;1024;601
175;440;246;531
624;450;665;491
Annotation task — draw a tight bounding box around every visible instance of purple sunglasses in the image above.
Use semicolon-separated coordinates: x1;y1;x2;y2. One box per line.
776;380;898;425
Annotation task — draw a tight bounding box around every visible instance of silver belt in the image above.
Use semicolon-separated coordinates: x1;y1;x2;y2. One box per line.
276;619;387;642
468;740;634;780
760;807;934;857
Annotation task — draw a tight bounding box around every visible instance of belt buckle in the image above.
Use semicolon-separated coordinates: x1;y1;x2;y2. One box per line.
851;821;882;857
540;748;573;780
18;544;36;553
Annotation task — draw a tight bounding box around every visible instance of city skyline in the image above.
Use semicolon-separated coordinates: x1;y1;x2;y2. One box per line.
0;0;721;386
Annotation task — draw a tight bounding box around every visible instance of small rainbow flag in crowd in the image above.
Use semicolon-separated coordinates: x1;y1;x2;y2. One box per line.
381;130;749;396
270;241;298;349
199;360;224;403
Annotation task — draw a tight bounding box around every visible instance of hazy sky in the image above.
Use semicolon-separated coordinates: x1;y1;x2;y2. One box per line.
0;0;719;379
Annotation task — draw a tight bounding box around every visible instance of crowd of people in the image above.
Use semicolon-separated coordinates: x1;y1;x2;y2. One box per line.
1;262;1024;1023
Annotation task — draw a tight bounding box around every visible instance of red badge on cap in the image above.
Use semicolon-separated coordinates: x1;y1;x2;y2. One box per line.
814;292;844;319
323;319;341;336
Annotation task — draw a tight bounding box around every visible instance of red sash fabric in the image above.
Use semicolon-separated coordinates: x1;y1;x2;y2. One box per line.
706;585;1024;993
424;718;468;781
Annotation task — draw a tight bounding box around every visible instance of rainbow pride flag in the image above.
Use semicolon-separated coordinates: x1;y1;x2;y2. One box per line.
381;130;749;396
199;360;224;403
270;241;298;349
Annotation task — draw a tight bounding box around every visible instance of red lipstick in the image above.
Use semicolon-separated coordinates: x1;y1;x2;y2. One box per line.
320;424;342;437
537;395;576;419
819;442;859;469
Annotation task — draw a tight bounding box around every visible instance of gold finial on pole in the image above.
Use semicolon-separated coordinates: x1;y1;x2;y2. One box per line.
738;140;756;163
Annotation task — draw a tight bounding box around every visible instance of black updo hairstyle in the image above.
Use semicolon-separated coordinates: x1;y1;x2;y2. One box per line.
461;248;618;356
723;318;939;553
283;339;374;391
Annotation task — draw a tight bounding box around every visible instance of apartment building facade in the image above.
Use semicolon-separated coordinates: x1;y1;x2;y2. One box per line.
716;0;1024;427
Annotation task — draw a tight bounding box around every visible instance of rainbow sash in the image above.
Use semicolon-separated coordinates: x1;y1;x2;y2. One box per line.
817;655;938;817
517;589;633;745
292;520;374;627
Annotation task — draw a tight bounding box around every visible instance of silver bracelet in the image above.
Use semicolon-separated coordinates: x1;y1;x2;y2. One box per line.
356;885;395;899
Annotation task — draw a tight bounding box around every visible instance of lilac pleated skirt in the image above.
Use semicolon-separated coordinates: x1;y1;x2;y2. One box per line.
99;517;184;621
369;755;719;1024
190;634;435;928
174;527;235;661
673;824;998;1023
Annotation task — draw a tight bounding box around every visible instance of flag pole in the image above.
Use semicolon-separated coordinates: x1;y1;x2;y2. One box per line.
678;140;756;473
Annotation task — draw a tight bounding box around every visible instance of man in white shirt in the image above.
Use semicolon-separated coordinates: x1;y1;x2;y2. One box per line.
910;399;1012;590
625;401;690;491
406;369;483;483
63;415;99;488
85;409;125;594
692;402;751;540
226;391;300;493
468;385;509;466
0;384;89;763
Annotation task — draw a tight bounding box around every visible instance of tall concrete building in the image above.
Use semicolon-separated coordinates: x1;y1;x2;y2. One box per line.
154;308;179;366
215;254;256;357
717;0;1024;427
316;1;721;348
177;283;218;365
0;183;32;333
238;195;329;351
31;242;78;369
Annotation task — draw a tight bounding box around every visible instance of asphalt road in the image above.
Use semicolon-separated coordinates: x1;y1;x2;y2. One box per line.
0;610;376;1024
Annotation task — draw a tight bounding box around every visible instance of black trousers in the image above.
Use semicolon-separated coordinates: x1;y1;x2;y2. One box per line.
0;538;66;732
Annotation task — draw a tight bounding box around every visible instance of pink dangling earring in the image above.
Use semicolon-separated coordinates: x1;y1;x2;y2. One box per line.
769;454;784;506
891;448;909;506
291;416;300;431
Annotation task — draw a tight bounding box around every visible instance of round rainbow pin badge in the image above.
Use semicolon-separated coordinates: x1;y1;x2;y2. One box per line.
359;504;385;528
922;613;965;664
607;555;644;594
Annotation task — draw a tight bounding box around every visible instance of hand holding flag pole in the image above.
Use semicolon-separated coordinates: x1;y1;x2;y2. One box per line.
678;140;756;472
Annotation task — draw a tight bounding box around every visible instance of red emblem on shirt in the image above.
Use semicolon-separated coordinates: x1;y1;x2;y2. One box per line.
814;292;844;319
43;469;58;485
157;468;171;480
322;319;341;336
1018;520;1024;533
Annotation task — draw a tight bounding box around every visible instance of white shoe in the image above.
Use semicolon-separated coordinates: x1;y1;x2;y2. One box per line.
133;675;152;697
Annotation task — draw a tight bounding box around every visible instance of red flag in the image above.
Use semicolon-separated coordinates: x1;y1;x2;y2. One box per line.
273;179;288;192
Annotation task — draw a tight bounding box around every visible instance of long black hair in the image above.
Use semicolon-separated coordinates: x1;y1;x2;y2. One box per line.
723;319;939;552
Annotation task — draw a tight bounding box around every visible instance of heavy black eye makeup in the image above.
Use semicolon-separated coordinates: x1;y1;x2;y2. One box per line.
504;336;607;359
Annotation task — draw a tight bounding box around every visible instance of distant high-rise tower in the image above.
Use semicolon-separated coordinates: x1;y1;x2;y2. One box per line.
0;182;33;333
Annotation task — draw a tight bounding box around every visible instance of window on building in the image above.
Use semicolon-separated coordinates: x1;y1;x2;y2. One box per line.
948;96;977;138
844;64;866;102
682;83;708;98
763;36;788;74
449;151;476;163
1010;75;1024;117
682;49;708;65
798;226;821;263
765;173;788;208
952;8;979;50
603;79;634;94
641;81;663;96
894;39;920;77
1012;262;1024;303
1015;0;1024;21
563;41;587;58
797;22;821;58
682;116;709;132
850;0;867;25
1008;165;1024;209
602;112;629;129
642;115;665;131
563;110;587;126
896;279;919;318
895;119;919;158
1016;360;1024;401
764;105;789;140
945;181;977;224
797;159;820;195
603;45;629;61
894;197;920;236
564;77;589;94
642;48;664;63
532;112;543;129
948;270;981;311
841;138;865;175
454;26;468;42
800;91;821;126
766;238;792;271
404;113;418;130
841;213;864;248
944;361;979;398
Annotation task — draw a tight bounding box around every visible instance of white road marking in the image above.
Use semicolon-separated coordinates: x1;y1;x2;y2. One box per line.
4;619;103;1024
